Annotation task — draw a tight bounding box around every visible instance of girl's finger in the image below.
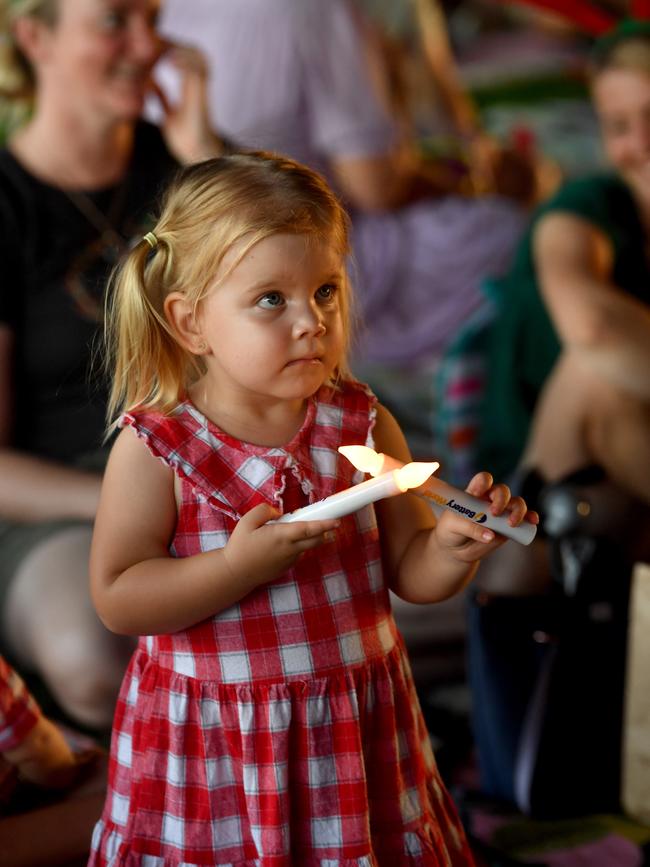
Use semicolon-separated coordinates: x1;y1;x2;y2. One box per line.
466;471;493;498
293;533;332;553
240;503;281;529
503;495;528;525
487;483;511;515
439;510;495;546
285;519;340;543
459;523;495;546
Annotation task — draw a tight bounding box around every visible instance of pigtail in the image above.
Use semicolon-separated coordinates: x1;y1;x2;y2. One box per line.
105;235;199;430
103;152;355;430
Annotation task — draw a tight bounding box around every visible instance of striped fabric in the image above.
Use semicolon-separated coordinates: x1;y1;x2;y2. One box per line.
89;380;474;866
0;655;41;752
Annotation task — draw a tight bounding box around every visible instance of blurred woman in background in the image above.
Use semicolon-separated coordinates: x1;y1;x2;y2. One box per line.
480;19;650;506
471;18;650;811
0;0;222;730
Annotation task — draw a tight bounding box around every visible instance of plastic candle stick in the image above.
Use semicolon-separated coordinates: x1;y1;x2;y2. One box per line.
338;446;537;546
276;461;438;523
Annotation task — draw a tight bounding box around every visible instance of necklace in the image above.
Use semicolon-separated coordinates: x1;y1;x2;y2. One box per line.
63;185;128;249
61;180;130;322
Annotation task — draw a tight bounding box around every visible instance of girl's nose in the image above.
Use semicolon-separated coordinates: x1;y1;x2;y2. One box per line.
292;304;326;339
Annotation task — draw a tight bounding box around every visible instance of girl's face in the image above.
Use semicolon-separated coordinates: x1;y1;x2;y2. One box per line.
593;65;650;204
194;232;346;409
35;0;161;121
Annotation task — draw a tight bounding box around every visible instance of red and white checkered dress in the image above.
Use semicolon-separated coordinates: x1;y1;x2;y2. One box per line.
89;380;475;867
0;655;41;752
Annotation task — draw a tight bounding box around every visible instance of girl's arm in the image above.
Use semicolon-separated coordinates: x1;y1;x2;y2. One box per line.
534;212;650;399
0;325;101;522
373;404;529;604
90;427;338;636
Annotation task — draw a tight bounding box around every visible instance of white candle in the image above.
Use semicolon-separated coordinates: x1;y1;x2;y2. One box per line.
338;446;537;546
276;461;438;523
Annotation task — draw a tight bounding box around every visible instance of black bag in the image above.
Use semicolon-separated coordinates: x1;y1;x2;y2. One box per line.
468;532;633;819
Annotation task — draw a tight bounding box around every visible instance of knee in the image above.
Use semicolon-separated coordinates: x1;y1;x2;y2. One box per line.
585;389;650;459
40;631;132;730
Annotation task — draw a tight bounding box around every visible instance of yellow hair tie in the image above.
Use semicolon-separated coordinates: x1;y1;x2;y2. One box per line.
143;231;158;248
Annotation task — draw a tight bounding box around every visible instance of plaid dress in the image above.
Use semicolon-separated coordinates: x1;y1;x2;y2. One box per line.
89;380;475;867
0;655;41;752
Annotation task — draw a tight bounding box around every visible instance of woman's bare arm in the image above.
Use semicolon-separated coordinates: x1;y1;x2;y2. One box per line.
0;325;102;522
534;212;650;398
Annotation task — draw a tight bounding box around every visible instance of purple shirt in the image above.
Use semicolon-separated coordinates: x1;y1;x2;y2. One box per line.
158;0;524;363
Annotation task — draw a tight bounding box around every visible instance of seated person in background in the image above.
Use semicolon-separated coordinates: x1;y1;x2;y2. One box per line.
155;0;530;374
0;0;223;731
0;654;97;790
479;19;650;511
469;18;650;812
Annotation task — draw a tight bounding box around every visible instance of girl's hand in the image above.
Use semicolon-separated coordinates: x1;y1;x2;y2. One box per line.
434;471;538;562
223;504;340;589
151;42;222;164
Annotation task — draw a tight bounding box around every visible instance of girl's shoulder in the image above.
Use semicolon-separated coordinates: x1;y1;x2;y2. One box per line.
118;402;257;518
118;401;214;468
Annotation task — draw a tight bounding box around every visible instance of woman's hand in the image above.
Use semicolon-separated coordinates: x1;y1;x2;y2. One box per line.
223;504;340;589
3;716;101;789
434;471;537;562
152;42;223;164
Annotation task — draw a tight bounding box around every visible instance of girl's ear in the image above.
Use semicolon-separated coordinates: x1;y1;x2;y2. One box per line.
164;293;208;356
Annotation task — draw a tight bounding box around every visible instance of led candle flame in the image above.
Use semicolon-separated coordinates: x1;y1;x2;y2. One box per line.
276;460;438;523
338;445;537;546
338;445;384;476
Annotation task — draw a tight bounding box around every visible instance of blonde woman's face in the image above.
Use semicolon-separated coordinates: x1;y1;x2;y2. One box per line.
194;232;346;410
593;66;650;203
38;0;162;121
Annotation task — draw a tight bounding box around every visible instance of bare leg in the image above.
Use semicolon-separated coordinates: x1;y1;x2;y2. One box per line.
2;526;134;730
522;351;650;504
521;352;595;482
586;384;650;505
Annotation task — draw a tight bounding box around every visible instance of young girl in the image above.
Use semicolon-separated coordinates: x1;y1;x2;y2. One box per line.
88;152;533;866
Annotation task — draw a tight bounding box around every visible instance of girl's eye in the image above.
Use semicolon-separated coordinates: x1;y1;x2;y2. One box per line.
257;292;284;309
316;284;338;302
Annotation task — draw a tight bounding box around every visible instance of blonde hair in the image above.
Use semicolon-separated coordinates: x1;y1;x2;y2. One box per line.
106;151;353;427
0;0;58;135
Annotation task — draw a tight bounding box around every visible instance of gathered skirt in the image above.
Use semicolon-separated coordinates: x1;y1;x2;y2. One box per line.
89;641;474;866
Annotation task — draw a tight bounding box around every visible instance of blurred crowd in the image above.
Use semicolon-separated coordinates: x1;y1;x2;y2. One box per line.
0;0;649;859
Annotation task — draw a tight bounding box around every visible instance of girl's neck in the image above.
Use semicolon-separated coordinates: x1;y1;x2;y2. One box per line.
9;106;135;190
188;383;309;448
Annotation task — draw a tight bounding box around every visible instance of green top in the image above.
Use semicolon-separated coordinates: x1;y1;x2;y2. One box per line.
478;173;650;480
